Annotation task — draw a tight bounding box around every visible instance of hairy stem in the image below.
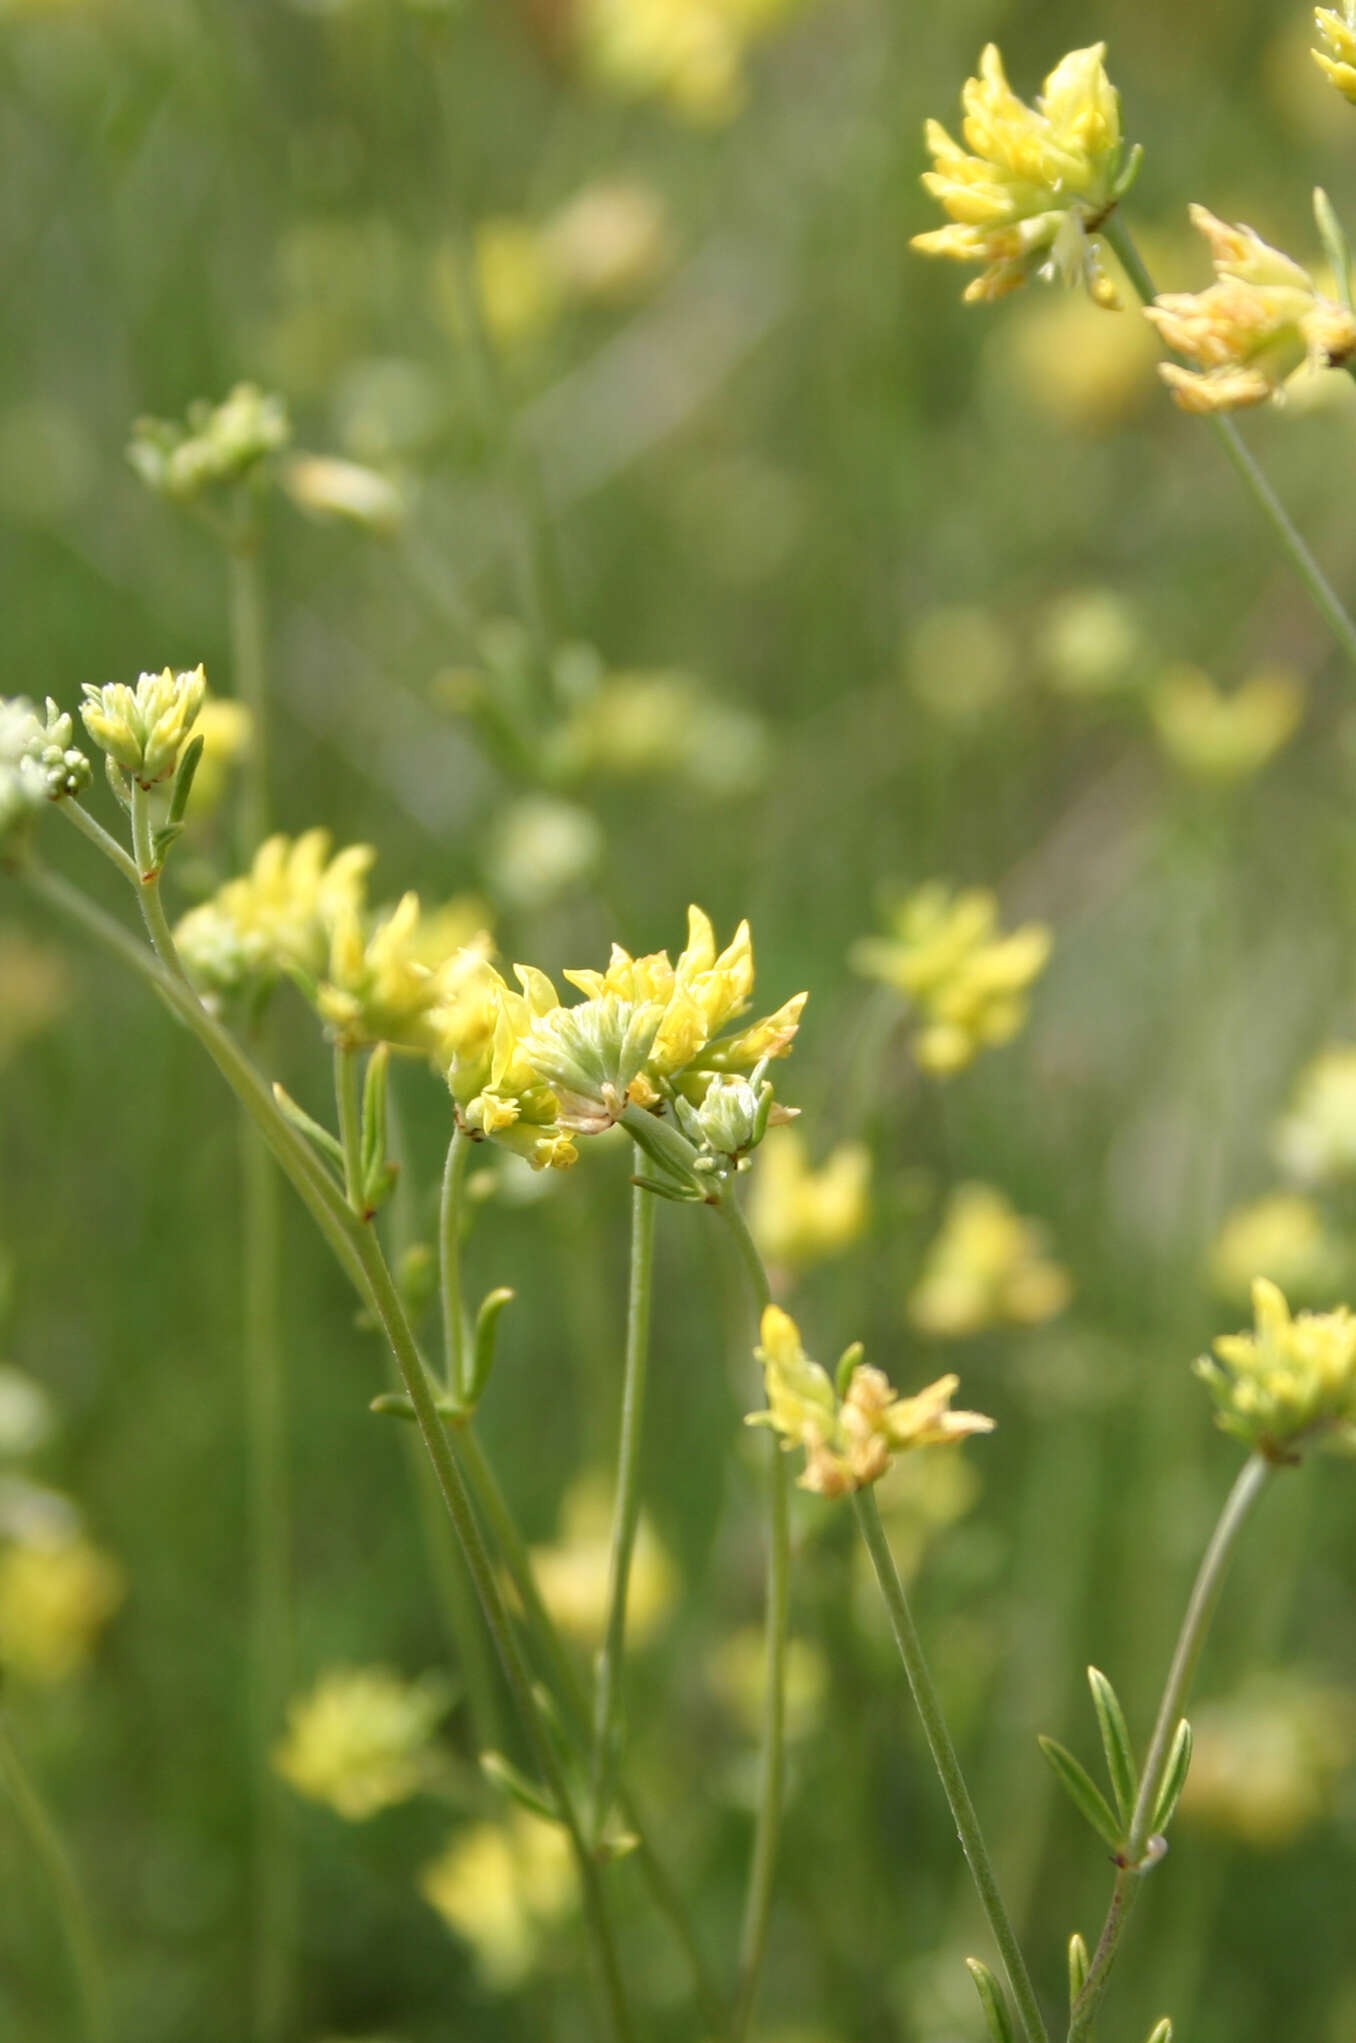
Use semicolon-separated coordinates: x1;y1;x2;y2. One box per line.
1068;1454;1273;2042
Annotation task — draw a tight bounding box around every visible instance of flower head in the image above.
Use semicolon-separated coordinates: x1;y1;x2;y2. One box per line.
1145;206;1356;413
420;1811;575;1989
0;1529;125;1684
1273;1044;1356;1185
913;43;1135;305
1209;1193;1349;1308
1196;1277;1356;1458
273;1665;451;1821
747;1304;993;1499
1148;664;1304;782
528;1475;676;1647
128;384;290;502
80;665;206;786
909;1183;1071;1339
174;829;374;997
1315;7;1356;104
316;891;446;1053
851;883;1050;1075
1;697;90;848
748;1127;871;1274
574;0;803;124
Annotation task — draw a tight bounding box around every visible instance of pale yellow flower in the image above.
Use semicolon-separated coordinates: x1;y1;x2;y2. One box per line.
420;1811;575;1988
527;1475;676;1647
281;455;405;537
575;0;802;123
1181;1675;1352;1847
174;829;374;996
128;384;290;502
1274;1044;1356;1185
0;927;72;1067
542;182;671;301
1209;1193;1348;1306
1149;663;1304;782
909;1183;1071;1339
709;1625;828;1742
914;43;1135;305
273;1665;451;1822
1314;6;1356;103
0;1532;125;1684
1145;205;1356;412
316;892;444;1053
748;1127;870;1274
186;697;252;818
80;665;206;786
1197;1276;1356;1456
747;1305;993;1499
851;883;1050;1076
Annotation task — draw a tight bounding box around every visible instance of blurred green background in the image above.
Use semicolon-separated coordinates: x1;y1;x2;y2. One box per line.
5;1;1356;2039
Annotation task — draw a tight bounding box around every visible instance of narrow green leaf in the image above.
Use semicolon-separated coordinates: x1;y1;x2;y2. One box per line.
1145;2019;1173;2043
964;1958;1016;2043
369;1392;416;1421
1150;1719;1193;1835
167;732;204;826
1316;188;1353;312
835;1341;865;1397
468;1286;515;1405
1088;1666;1137;1826
480;1750;562;1825
272;1082;345;1173
1067;1932;1089;2010
1039;1735;1123;1850
360;1040;389;1187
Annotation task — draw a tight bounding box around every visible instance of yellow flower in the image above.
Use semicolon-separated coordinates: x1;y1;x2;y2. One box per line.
420;1811;575;1989
909;1183;1072;1339
1145;205;1356;413
1210;1192;1348;1307
1148;663;1304;783
1197;1276;1356;1457
1314;6;1356;103
127;383;290;502
709;1625;828;1741
0;926;72;1067
1273;1044;1356;1184
913;43;1135;305
542;182;671;302
281;455;405;537
0;1532;125;1684
272;1665;451;1821
527;1475;676;1647
316;892;444;1053
80;665;206;786
1181;1674;1352;1847
851;883;1050;1076
748;1128;870;1274
747;1305;993;1498
174;829;374;996
574;0;802;124
185;697;252;818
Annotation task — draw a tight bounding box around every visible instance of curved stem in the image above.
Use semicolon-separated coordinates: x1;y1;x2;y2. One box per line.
854;1485;1050;2043
439;1123;472;1400
589;1172;657;1842
0;1711;110;2043
127;782;187;976
1103;212;1356;677
1068;1454;1273;2042
61;799;139;886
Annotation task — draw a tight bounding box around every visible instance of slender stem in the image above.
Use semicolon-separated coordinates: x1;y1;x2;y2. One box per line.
1068;1454;1273;2042
853;1485;1050;2043
589;1173;657;1842
228;540;270;853
334;1043;364;1213
0;1712;110;2043
1103;212;1356;677
127;781;186;975
439;1123;472;1400
61;799;139;886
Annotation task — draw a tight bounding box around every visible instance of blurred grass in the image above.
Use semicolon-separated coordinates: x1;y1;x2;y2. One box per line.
4;1;1356;2039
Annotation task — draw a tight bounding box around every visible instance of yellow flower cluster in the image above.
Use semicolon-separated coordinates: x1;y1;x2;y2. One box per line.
127;383;290;502
1314;6;1356;103
1198;1277;1356;1458
1148;664;1304;783
1145;206;1356;414
175;829;374;994
0;1530;125;1685
80;665;206;787
747;1305;993;1500
527;1475;676;1648
420;1811;575;1989
851;883;1050;1076
447;183;671;352
574;0;802;124
272;1665;451;1822
913;44;1134;305
748;1127;871;1275
438;905;805;1172
1273;1044;1356;1184
1180;1674;1351;1848
1209;1193;1348;1307
909;1183;1071;1339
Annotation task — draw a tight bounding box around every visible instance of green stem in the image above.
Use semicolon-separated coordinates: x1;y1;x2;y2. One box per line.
127;781;186;976
1068;1454;1273;2042
439;1123;473;1401
853;1485;1049;2043
61;799;139;886
1103;212;1356;677
0;1712;110;2043
589;1173;657;1843
334;1043;364;1213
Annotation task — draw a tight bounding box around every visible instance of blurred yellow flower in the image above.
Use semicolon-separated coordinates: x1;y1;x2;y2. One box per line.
542;181;672;301
575;0;803;123
709;1624;828;1742
174;829;374;996
1001;287;1159;430
527;1475;676;1647
748;1305;993;1499
0;1531;125;1684
273;1665;451;1821
281;454;405;537
909;1183;1072;1339
914;43;1135;305
127;384;290;502
1181;1675;1351;1847
1037;588;1141;696
420;1810;575;1989
851;883;1050;1076
1209;1192;1348;1306
906;606;1017;725
0;927;72;1068
748;1127;870;1275
1274;1044;1356;1184
1197;1276;1356;1457
186;697;253;819
1145;206;1356;412
1148;663;1304;783
1314;6;1356;103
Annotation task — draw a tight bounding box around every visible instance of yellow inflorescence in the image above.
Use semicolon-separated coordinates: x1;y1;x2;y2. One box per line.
1315;6;1356;103
913;43;1132;306
272;1665;451;1822
1148;664;1304;783
747;1304;993;1500
574;0;803;124
420;1811;576;1989
748;1127;871;1275
527;1475;676;1648
0;1531;125;1685
174;829;375;995
1145;206;1356;413
1197;1277;1356;1457
851;883;1050;1075
1180;1674;1352;1848
80;665;206;787
909;1183;1071;1339
1209;1192;1348;1308
1273;1044;1356;1185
